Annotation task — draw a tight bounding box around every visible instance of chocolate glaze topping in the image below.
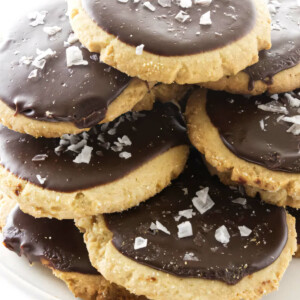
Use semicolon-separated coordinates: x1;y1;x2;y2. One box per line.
81;0;256;56
0;102;187;192
0;0;131;128
206;89;300;173
287;207;300;244
104;150;288;284
245;0;300;90
3;205;98;274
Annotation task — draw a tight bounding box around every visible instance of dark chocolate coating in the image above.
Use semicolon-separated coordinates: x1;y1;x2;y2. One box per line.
3;205;98;274
206;90;300;173
0;0;131;128
82;0;256;56
245;0;300;89
104;150;288;284
0;102;187;192
287;207;300;244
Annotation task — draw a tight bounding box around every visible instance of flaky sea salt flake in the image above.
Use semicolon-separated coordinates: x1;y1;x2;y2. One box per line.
177;221;193;238
66;46;88;67
158;0;171;7
136;44;144;55
239;226;252;237
192;187;215;214
175;10;190;23
199;11;212;25
119;152;132;159
215;225;230;244
143;1;156;11
43;26;62;36
36;174;47;184
232;197;247;205
73;145;93;164
28;11;47;27
134;237;147;249
32;154;48;161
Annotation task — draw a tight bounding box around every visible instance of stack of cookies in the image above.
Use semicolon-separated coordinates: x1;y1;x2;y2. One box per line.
0;0;299;299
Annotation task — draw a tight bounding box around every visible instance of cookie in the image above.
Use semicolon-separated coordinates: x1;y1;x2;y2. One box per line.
0;0;150;138
287;207;300;258
202;0;300;95
0;199;144;300
0;102;189;219
68;0;271;84
77;150;296;300
186;88;300;208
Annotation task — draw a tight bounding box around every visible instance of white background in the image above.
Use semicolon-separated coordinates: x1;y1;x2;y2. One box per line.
0;0;299;299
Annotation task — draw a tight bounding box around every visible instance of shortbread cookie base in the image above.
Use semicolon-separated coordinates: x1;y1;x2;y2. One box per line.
67;0;271;84
186;89;300;208
0;145;189;219
0;78;150;138
201;63;300;95
76;213;296;300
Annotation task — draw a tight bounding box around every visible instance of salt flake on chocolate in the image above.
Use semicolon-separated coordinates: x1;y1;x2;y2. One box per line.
43;26;62;36
258;101;288;115
238;226;252;237
287;124;300;135
215;225;230;244
285;93;300;108
143;1;156;11
158;0;171;7
36;174;47;185
175;11;190;23
177;221;193;238
32;154;48;161
232;197;247;205
119;152;132;159
134;237;148;250
28;11;47;27
183;252;199;261
178;209;195;219
179;0;192;8
73;145;93;164
195;0;212;6
282;115;300;125
154;221;171;235
199;11;212;25
28;69;38;79
192;187;215;214
66;46;88;67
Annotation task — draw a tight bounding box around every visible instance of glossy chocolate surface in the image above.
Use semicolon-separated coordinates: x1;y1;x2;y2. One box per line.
0;102;187;192
0;0;131;128
3;205;98;274
104;150;288;284
206;89;300;173
245;0;300;89
82;0;256;56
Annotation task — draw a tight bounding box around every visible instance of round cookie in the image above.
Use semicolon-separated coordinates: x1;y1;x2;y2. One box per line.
0;0;150;138
0;102;189;219
76;150;297;300
186;88;300;208
202;0;300;95
67;0;271;84
287;207;300;258
1;201;144;300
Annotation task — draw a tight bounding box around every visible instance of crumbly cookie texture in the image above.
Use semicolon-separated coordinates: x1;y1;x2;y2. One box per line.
201;63;300;95
67;0;271;84
186;89;300;208
0;146;189;219
0;196;144;300
76;213;296;300
0;78;150;138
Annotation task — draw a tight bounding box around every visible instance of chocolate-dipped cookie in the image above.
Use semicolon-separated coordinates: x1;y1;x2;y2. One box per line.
202;0;300;95
76;150;296;300
186;88;300;208
287;207;300;257
0;102;189;219
0;0;150;138
0;196;145;300
67;0;271;84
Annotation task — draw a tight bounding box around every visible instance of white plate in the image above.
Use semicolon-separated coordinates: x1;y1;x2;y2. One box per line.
0;237;299;300
0;0;298;299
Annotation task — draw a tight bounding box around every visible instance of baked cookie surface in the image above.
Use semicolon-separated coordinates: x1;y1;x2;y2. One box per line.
202;0;300;95
1;199;144;300
0;102;189;219
286;207;300;257
68;0;271;84
0;0;149;138
186;89;300;208
77;151;296;300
